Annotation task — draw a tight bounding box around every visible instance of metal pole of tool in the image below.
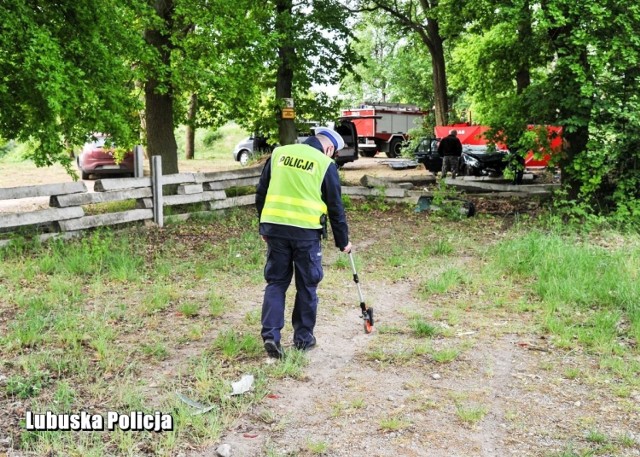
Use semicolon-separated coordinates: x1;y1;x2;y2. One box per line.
349;252;365;304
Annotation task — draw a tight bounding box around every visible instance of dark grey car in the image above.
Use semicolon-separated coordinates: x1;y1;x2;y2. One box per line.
414;137;524;183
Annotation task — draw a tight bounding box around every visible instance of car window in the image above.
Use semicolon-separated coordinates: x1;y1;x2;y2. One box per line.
463;145;509;154
416;139;429;153
87;137;107;148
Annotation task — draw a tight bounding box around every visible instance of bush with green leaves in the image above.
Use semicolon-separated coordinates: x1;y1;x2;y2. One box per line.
202;128;223;147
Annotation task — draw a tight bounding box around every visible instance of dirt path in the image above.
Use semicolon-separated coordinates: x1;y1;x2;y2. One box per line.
187;245;640;457
189;281;527;457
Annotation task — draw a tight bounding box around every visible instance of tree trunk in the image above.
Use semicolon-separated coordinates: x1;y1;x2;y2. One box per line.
558;51;591;200
185;93;197;160
373;1;449;125
515;2;532;94
559;126;589;201
547;17;592;201
144;0;179;175
135;79;147;155
425;19;448;126
275;0;296;146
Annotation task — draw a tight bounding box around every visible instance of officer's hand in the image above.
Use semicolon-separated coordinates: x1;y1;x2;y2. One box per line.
342;242;352;253
261;235;267;242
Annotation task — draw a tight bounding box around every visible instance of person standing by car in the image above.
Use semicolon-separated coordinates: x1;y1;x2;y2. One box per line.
438;129;463;179
255;127;352;359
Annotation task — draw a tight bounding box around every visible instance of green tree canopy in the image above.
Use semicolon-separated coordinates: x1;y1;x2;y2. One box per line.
449;0;640;220
235;0;359;145
340;13;434;110
0;0;148;172
1;0;356;174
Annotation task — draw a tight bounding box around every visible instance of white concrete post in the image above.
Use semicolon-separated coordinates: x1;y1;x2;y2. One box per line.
151;155;163;227
134;145;144;178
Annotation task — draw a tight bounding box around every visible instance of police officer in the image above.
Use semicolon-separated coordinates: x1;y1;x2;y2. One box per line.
255;127;352;359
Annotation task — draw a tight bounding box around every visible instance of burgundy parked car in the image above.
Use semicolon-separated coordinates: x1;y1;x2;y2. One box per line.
76;135;134;180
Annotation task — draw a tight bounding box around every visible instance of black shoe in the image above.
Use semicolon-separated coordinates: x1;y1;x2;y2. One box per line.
294;335;316;351
264;340;284;359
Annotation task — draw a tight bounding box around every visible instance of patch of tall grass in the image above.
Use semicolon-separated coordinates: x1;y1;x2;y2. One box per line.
420;267;469;296
0;139;30;163
492;231;640;351
1;230;145;281
175;122;247;163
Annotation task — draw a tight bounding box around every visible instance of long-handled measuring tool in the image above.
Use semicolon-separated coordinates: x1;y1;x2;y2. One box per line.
348;252;374;333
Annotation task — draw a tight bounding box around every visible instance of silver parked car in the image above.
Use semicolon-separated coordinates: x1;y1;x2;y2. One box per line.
232;121;359;168
232;135;274;166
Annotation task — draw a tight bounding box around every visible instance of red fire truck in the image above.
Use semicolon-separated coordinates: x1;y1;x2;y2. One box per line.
340;103;427;158
435;123;562;168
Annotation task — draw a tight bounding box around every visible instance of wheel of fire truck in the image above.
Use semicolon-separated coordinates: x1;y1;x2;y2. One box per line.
359;150;377;158
386;138;403;158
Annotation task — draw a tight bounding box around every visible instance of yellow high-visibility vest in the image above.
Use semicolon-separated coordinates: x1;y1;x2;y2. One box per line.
261;144;333;229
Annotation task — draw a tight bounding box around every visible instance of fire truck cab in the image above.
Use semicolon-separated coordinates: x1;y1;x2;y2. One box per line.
341;103;427;158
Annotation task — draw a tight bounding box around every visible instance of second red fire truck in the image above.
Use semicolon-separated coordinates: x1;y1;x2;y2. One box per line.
340;103;427;158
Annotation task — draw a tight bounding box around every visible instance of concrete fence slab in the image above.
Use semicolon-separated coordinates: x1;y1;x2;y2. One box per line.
0;207;85;229
51;188;153;207
209;194;256;210
177;184;204;195
0;182;87;201
196;166;263;183
162;173;198;186
59;209;153;231
445;178;559;194
360;174;435;188
94;177;152;192
342;186;408;198
163;191;227;206
205;176;260;190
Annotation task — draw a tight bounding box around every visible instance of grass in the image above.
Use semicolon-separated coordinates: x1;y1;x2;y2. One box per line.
379;415;411;432
211;329;262;360
419;267;469;296
585;430;608;444
268;349;309;379
409;317;439;337
178;301;200;317
141;342;170;360
431;347;461;363
0;210;270;453
455;403;487;426
305;439;329;454
491;231;640;352
208;292;228;317
1;198;639;455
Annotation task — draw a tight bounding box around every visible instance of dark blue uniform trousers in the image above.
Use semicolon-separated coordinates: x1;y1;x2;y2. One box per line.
261;237;323;347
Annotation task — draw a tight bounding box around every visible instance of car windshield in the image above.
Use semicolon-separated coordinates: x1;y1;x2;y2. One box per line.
87;136;108;148
416;140;429;152
463;145;508;154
